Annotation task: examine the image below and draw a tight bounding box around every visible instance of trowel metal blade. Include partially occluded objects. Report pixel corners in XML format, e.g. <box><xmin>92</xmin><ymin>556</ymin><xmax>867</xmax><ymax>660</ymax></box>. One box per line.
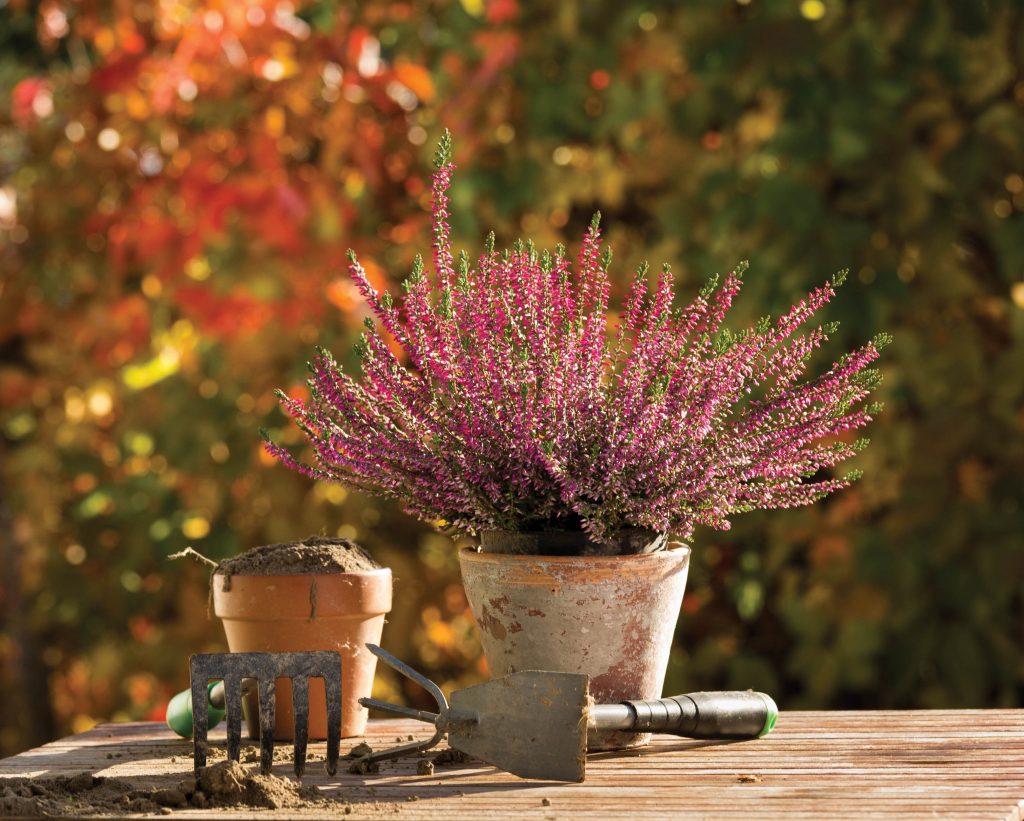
<box><xmin>447</xmin><ymin>670</ymin><xmax>589</xmax><ymax>782</ymax></box>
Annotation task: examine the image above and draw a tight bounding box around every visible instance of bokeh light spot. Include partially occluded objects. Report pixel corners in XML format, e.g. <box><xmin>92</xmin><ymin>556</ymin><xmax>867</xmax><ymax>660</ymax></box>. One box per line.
<box><xmin>182</xmin><ymin>516</ymin><xmax>210</xmax><ymax>539</ymax></box>
<box><xmin>65</xmin><ymin>121</ymin><xmax>85</xmax><ymax>142</ymax></box>
<box><xmin>262</xmin><ymin>59</ymin><xmax>285</xmax><ymax>82</ymax></box>
<box><xmin>97</xmin><ymin>128</ymin><xmax>121</xmax><ymax>151</ymax></box>
<box><xmin>320</xmin><ymin>484</ymin><xmax>348</xmax><ymax>504</ymax></box>
<box><xmin>141</xmin><ymin>275</ymin><xmax>162</xmax><ymax>298</ymax></box>
<box><xmin>1011</xmin><ymin>282</ymin><xmax>1024</xmax><ymax>309</ymax></box>
<box><xmin>65</xmin><ymin>544</ymin><xmax>87</xmax><ymax>566</ymax></box>
<box><xmin>702</xmin><ymin>131</ymin><xmax>723</xmax><ymax>150</ymax></box>
<box><xmin>71</xmin><ymin>716</ymin><xmax>97</xmax><ymax>734</ymax></box>
<box><xmin>127</xmin><ymin>432</ymin><xmax>155</xmax><ymax>456</ymax></box>
<box><xmin>0</xmin><ymin>186</ymin><xmax>15</xmax><ymax>225</ymax></box>
<box><xmin>800</xmin><ymin>0</ymin><xmax>827</xmax><ymax>20</ymax></box>
<box><xmin>87</xmin><ymin>387</ymin><xmax>114</xmax><ymax>417</ymax></box>
<box><xmin>32</xmin><ymin>89</ymin><xmax>54</xmax><ymax>119</ymax></box>
<box><xmin>185</xmin><ymin>257</ymin><xmax>211</xmax><ymax>281</ymax></box>
<box><xmin>177</xmin><ymin>79</ymin><xmax>198</xmax><ymax>101</ymax></box>
<box><xmin>138</xmin><ymin>149</ymin><xmax>164</xmax><ymax>177</ymax></box>
<box><xmin>79</xmin><ymin>491</ymin><xmax>113</xmax><ymax>518</ymax></box>
<box><xmin>120</xmin><ymin>571</ymin><xmax>142</xmax><ymax>592</ymax></box>
<box><xmin>4</xmin><ymin>413</ymin><xmax>35</xmax><ymax>439</ymax></box>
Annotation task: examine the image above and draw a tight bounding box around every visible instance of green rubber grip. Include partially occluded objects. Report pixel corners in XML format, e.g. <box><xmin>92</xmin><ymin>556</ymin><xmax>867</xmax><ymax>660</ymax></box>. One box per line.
<box><xmin>166</xmin><ymin>682</ymin><xmax>225</xmax><ymax>739</ymax></box>
<box><xmin>758</xmin><ymin>693</ymin><xmax>779</xmax><ymax>737</ymax></box>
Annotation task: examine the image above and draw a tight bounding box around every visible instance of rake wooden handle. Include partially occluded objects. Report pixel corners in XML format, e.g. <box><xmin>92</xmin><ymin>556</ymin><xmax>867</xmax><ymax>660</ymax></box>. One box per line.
<box><xmin>590</xmin><ymin>691</ymin><xmax>777</xmax><ymax>738</ymax></box>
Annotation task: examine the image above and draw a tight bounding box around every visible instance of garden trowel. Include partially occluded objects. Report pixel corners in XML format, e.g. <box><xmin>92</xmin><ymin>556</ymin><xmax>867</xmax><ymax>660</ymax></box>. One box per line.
<box><xmin>358</xmin><ymin>643</ymin><xmax>777</xmax><ymax>782</ymax></box>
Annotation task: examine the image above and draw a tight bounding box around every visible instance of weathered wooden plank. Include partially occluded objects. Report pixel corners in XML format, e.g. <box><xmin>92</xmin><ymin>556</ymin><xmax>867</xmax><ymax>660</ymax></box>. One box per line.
<box><xmin>1</xmin><ymin>712</ymin><xmax>1022</xmax><ymax>819</ymax></box>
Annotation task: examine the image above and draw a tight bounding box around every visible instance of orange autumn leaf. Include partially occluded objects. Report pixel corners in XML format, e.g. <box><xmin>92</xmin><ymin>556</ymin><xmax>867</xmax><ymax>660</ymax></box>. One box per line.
<box><xmin>359</xmin><ymin>256</ymin><xmax>389</xmax><ymax>293</ymax></box>
<box><xmin>284</xmin><ymin>384</ymin><xmax>310</xmax><ymax>407</ymax></box>
<box><xmin>393</xmin><ymin>61</ymin><xmax>435</xmax><ymax>102</ymax></box>
<box><xmin>326</xmin><ymin>279</ymin><xmax>355</xmax><ymax>311</ymax></box>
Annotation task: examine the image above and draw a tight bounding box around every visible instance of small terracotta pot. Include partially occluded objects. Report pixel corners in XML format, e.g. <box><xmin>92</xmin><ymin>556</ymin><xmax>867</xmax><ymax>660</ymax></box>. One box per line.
<box><xmin>212</xmin><ymin>567</ymin><xmax>391</xmax><ymax>740</ymax></box>
<box><xmin>459</xmin><ymin>545</ymin><xmax>690</xmax><ymax>751</ymax></box>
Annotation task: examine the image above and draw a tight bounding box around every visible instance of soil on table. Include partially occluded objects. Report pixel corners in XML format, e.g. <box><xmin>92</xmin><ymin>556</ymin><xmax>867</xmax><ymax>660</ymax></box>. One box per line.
<box><xmin>0</xmin><ymin>761</ymin><xmax>327</xmax><ymax>816</ymax></box>
<box><xmin>215</xmin><ymin>537</ymin><xmax>381</xmax><ymax>577</ymax></box>
<box><xmin>0</xmin><ymin>736</ymin><xmax>474</xmax><ymax>818</ymax></box>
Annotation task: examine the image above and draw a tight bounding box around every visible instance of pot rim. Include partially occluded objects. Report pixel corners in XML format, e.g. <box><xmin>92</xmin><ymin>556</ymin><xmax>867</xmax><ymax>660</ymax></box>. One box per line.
<box><xmin>459</xmin><ymin>545</ymin><xmax>690</xmax><ymax>564</ymax></box>
<box><xmin>213</xmin><ymin>565</ymin><xmax>392</xmax><ymax>580</ymax></box>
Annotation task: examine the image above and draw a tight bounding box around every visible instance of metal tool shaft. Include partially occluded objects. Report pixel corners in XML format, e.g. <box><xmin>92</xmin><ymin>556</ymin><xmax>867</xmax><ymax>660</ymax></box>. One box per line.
<box><xmin>588</xmin><ymin>702</ymin><xmax>636</xmax><ymax>730</ymax></box>
<box><xmin>356</xmin><ymin>644</ymin><xmax>449</xmax><ymax>765</ymax></box>
<box><xmin>359</xmin><ymin>697</ymin><xmax>439</xmax><ymax>723</ymax></box>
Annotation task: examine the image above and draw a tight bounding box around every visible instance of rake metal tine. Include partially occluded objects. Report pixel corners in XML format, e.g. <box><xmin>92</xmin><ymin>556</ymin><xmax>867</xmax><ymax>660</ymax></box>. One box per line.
<box><xmin>291</xmin><ymin>676</ymin><xmax>309</xmax><ymax>778</ymax></box>
<box><xmin>324</xmin><ymin>669</ymin><xmax>342</xmax><ymax>776</ymax></box>
<box><xmin>223</xmin><ymin>673</ymin><xmax>243</xmax><ymax>764</ymax></box>
<box><xmin>189</xmin><ymin>659</ymin><xmax>209</xmax><ymax>772</ymax></box>
<box><xmin>257</xmin><ymin>678</ymin><xmax>276</xmax><ymax>775</ymax></box>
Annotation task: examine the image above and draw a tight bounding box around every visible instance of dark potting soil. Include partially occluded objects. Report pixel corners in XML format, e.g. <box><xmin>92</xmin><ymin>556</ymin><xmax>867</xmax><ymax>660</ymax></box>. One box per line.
<box><xmin>0</xmin><ymin>761</ymin><xmax>328</xmax><ymax>816</ymax></box>
<box><xmin>215</xmin><ymin>537</ymin><xmax>381</xmax><ymax>577</ymax></box>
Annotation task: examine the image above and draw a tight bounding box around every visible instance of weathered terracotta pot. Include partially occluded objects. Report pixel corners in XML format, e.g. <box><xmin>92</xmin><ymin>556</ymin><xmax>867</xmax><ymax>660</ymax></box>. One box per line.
<box><xmin>212</xmin><ymin>567</ymin><xmax>391</xmax><ymax>740</ymax></box>
<box><xmin>459</xmin><ymin>544</ymin><xmax>690</xmax><ymax>750</ymax></box>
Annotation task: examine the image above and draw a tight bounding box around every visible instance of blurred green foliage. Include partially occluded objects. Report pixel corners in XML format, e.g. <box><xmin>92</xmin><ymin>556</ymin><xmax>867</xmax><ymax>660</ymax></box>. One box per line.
<box><xmin>1</xmin><ymin>0</ymin><xmax>1023</xmax><ymax>757</ymax></box>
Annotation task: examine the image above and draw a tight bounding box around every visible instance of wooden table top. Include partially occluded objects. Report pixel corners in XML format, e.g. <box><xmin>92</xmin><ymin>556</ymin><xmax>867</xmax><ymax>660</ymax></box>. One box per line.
<box><xmin>1</xmin><ymin>711</ymin><xmax>1023</xmax><ymax>819</ymax></box>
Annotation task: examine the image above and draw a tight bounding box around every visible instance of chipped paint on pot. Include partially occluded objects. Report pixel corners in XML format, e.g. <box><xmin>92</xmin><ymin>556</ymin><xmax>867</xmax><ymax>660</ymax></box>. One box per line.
<box><xmin>459</xmin><ymin>544</ymin><xmax>690</xmax><ymax>751</ymax></box>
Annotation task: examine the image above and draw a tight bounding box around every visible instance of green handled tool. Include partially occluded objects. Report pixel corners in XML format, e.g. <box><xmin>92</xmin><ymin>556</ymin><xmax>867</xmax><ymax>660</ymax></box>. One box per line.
<box><xmin>358</xmin><ymin>644</ymin><xmax>777</xmax><ymax>782</ymax></box>
<box><xmin>166</xmin><ymin>680</ymin><xmax>234</xmax><ymax>739</ymax></box>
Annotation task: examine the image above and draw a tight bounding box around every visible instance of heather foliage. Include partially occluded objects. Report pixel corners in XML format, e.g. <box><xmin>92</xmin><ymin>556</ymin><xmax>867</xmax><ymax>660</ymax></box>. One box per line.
<box><xmin>268</xmin><ymin>135</ymin><xmax>888</xmax><ymax>545</ymax></box>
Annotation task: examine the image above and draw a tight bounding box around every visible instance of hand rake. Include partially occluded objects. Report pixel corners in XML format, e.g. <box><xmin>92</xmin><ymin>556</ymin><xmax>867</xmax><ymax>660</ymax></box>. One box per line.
<box><xmin>358</xmin><ymin>644</ymin><xmax>777</xmax><ymax>782</ymax></box>
<box><xmin>172</xmin><ymin>651</ymin><xmax>343</xmax><ymax>777</ymax></box>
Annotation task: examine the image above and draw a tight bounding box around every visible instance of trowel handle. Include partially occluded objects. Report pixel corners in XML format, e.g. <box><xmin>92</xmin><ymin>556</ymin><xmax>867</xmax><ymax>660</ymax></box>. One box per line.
<box><xmin>592</xmin><ymin>691</ymin><xmax>777</xmax><ymax>739</ymax></box>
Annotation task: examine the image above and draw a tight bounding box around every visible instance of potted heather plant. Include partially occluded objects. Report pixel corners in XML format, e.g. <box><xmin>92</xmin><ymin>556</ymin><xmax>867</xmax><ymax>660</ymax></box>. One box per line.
<box><xmin>266</xmin><ymin>134</ymin><xmax>887</xmax><ymax>749</ymax></box>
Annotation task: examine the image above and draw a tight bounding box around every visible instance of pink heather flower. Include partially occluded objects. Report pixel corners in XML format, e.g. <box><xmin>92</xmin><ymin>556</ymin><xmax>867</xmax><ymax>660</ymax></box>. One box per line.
<box><xmin>266</xmin><ymin>133</ymin><xmax>888</xmax><ymax>543</ymax></box>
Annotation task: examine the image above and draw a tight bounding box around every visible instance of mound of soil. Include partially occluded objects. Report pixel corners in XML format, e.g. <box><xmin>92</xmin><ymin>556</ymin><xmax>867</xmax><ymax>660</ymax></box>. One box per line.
<box><xmin>194</xmin><ymin>760</ymin><xmax>324</xmax><ymax>809</ymax></box>
<box><xmin>216</xmin><ymin>537</ymin><xmax>381</xmax><ymax>577</ymax></box>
